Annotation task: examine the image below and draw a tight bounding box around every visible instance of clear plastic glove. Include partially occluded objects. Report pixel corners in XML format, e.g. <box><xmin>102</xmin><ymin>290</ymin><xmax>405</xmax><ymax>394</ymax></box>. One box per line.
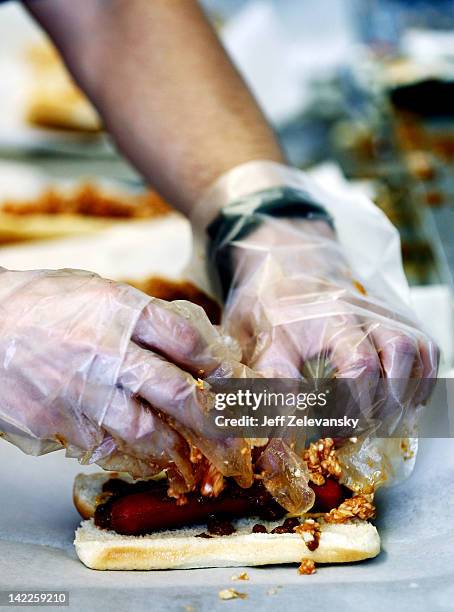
<box><xmin>222</xmin><ymin>215</ymin><xmax>438</xmax><ymax>406</ymax></box>
<box><xmin>201</xmin><ymin>161</ymin><xmax>439</xmax><ymax>497</ymax></box>
<box><xmin>0</xmin><ymin>268</ymin><xmax>253</xmax><ymax>494</ymax></box>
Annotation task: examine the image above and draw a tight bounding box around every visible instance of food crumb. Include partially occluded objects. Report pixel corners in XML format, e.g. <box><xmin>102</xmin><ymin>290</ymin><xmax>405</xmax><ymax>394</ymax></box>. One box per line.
<box><xmin>303</xmin><ymin>437</ymin><xmax>342</xmax><ymax>485</ymax></box>
<box><xmin>353</xmin><ymin>279</ymin><xmax>367</xmax><ymax>295</ymax></box>
<box><xmin>298</xmin><ymin>559</ymin><xmax>316</xmax><ymax>575</ymax></box>
<box><xmin>267</xmin><ymin>586</ymin><xmax>282</xmax><ymax>596</ymax></box>
<box><xmin>325</xmin><ymin>495</ymin><xmax>375</xmax><ymax>523</ymax></box>
<box><xmin>219</xmin><ymin>588</ymin><xmax>248</xmax><ymax>600</ymax></box>
<box><xmin>184</xmin><ymin>606</ymin><xmax>195</xmax><ymax>612</ymax></box>
<box><xmin>231</xmin><ymin>572</ymin><xmax>249</xmax><ymax>581</ymax></box>
<box><xmin>400</xmin><ymin>439</ymin><xmax>415</xmax><ymax>461</ymax></box>
<box><xmin>294</xmin><ymin>519</ymin><xmax>321</xmax><ymax>551</ymax></box>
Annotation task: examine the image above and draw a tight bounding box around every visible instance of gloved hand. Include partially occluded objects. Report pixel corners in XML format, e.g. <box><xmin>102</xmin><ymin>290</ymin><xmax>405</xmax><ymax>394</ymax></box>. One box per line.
<box><xmin>224</xmin><ymin>214</ymin><xmax>438</xmax><ymax>453</ymax></box>
<box><xmin>200</xmin><ymin>161</ymin><xmax>439</xmax><ymax>492</ymax></box>
<box><xmin>0</xmin><ymin>267</ymin><xmax>254</xmax><ymax>496</ymax></box>
<box><xmin>222</xmin><ymin>215</ymin><xmax>438</xmax><ymax>407</ymax></box>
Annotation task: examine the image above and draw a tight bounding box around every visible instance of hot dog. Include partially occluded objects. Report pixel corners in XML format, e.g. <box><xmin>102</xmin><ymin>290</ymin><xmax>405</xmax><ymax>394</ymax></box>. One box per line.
<box><xmin>95</xmin><ymin>479</ymin><xmax>285</xmax><ymax>535</ymax></box>
<box><xmin>93</xmin><ymin>477</ymin><xmax>347</xmax><ymax>536</ymax></box>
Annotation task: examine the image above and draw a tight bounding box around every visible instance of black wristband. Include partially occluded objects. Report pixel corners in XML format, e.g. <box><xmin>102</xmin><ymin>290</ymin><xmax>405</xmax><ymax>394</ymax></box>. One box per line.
<box><xmin>207</xmin><ymin>187</ymin><xmax>333</xmax><ymax>299</ymax></box>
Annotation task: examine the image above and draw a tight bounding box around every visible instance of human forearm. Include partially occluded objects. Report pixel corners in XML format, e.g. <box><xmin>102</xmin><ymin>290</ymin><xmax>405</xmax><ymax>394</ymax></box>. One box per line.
<box><xmin>26</xmin><ymin>0</ymin><xmax>285</xmax><ymax>216</ymax></box>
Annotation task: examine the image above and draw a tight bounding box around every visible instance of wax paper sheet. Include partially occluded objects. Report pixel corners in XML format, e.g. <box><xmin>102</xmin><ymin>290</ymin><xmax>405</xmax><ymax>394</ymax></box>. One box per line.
<box><xmin>0</xmin><ymin>437</ymin><xmax>453</xmax><ymax>612</ymax></box>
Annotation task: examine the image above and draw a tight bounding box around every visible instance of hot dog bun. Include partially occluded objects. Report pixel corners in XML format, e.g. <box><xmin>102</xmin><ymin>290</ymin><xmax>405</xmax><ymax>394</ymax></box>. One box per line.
<box><xmin>73</xmin><ymin>472</ymin><xmax>135</xmax><ymax>520</ymax></box>
<box><xmin>73</xmin><ymin>473</ymin><xmax>380</xmax><ymax>570</ymax></box>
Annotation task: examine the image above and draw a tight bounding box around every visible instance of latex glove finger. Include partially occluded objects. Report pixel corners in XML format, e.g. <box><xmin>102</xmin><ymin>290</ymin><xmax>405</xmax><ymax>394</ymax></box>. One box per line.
<box><xmin>133</xmin><ymin>298</ymin><xmax>241</xmax><ymax>376</ymax></box>
<box><xmin>371</xmin><ymin>325</ymin><xmax>422</xmax><ymax>431</ymax></box>
<box><xmin>297</xmin><ymin>314</ymin><xmax>381</xmax><ymax>430</ymax></box>
<box><xmin>248</xmin><ymin>324</ymin><xmax>304</xmax><ymax>378</ymax></box>
<box><xmin>413</xmin><ymin>335</ymin><xmax>440</xmax><ymax>406</ymax></box>
<box><xmin>256</xmin><ymin>439</ymin><xmax>315</xmax><ymax>514</ymax></box>
<box><xmin>81</xmin><ymin>384</ymin><xmax>196</xmax><ymax>491</ymax></box>
<box><xmin>118</xmin><ymin>342</ymin><xmax>253</xmax><ymax>486</ymax></box>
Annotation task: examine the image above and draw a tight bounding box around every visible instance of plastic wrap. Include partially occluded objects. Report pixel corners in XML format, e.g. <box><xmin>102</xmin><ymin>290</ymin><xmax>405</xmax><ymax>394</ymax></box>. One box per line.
<box><xmin>203</xmin><ymin>161</ymin><xmax>439</xmax><ymax>500</ymax></box>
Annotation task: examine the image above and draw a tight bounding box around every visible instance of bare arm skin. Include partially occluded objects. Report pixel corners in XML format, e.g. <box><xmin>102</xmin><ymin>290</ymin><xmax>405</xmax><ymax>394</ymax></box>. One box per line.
<box><xmin>25</xmin><ymin>0</ymin><xmax>285</xmax><ymax>216</ymax></box>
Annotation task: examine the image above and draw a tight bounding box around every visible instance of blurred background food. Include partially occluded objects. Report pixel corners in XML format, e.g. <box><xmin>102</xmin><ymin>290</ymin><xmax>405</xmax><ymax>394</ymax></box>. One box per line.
<box><xmin>25</xmin><ymin>42</ymin><xmax>102</xmax><ymax>133</ymax></box>
<box><xmin>0</xmin><ymin>0</ymin><xmax>453</xmax><ymax>365</ymax></box>
<box><xmin>0</xmin><ymin>178</ymin><xmax>170</xmax><ymax>245</ymax></box>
